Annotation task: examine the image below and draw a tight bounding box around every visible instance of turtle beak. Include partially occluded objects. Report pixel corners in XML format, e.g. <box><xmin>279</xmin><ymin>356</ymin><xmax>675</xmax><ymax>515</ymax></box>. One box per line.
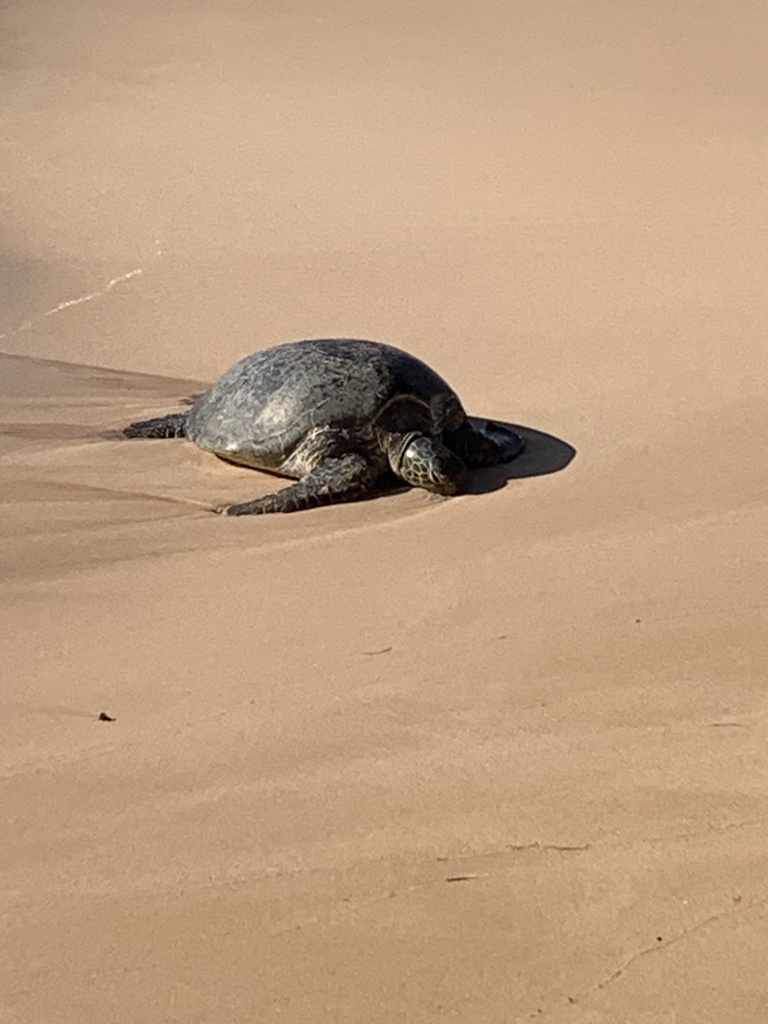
<box><xmin>429</xmin><ymin>452</ymin><xmax>467</xmax><ymax>495</ymax></box>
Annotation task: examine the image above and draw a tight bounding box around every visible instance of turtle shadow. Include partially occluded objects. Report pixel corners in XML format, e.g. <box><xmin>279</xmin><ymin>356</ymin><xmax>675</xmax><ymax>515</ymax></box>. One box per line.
<box><xmin>110</xmin><ymin>411</ymin><xmax>575</xmax><ymax>509</ymax></box>
<box><xmin>369</xmin><ymin>419</ymin><xmax>575</xmax><ymax>502</ymax></box>
<box><xmin>462</xmin><ymin>417</ymin><xmax>576</xmax><ymax>496</ymax></box>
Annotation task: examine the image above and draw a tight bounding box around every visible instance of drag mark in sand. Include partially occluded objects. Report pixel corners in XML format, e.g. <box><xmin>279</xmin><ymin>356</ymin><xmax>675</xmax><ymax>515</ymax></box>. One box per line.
<box><xmin>567</xmin><ymin>894</ymin><xmax>768</xmax><ymax>1008</ymax></box>
<box><xmin>0</xmin><ymin>238</ymin><xmax>163</xmax><ymax>342</ymax></box>
<box><xmin>42</xmin><ymin>267</ymin><xmax>144</xmax><ymax>317</ymax></box>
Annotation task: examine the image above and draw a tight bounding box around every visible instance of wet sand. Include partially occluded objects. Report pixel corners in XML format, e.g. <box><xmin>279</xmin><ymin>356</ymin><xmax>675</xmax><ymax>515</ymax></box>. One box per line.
<box><xmin>2</xmin><ymin>2</ymin><xmax>767</xmax><ymax>1021</ymax></box>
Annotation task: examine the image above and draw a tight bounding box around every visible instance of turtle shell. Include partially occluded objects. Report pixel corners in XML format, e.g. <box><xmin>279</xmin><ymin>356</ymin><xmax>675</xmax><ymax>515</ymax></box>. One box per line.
<box><xmin>185</xmin><ymin>338</ymin><xmax>466</xmax><ymax>472</ymax></box>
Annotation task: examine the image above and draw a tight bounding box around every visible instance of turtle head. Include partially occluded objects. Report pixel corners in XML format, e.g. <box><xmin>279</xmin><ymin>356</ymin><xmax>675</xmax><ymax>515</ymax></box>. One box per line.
<box><xmin>392</xmin><ymin>433</ymin><xmax>468</xmax><ymax>496</ymax></box>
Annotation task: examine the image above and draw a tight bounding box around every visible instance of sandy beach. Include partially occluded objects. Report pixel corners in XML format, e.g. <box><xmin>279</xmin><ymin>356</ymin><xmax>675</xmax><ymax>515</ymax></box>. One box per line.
<box><xmin>2</xmin><ymin>2</ymin><xmax>767</xmax><ymax>1020</ymax></box>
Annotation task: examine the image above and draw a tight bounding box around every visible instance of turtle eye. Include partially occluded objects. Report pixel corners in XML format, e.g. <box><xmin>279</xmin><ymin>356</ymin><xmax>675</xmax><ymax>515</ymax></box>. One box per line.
<box><xmin>429</xmin><ymin>461</ymin><xmax>447</xmax><ymax>484</ymax></box>
<box><xmin>435</xmin><ymin>455</ymin><xmax>454</xmax><ymax>481</ymax></box>
<box><xmin>431</xmin><ymin>452</ymin><xmax>466</xmax><ymax>494</ymax></box>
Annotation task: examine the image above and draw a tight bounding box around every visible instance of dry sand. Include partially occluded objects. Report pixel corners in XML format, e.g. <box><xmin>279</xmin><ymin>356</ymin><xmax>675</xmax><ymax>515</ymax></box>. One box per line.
<box><xmin>2</xmin><ymin>2</ymin><xmax>767</xmax><ymax>1021</ymax></box>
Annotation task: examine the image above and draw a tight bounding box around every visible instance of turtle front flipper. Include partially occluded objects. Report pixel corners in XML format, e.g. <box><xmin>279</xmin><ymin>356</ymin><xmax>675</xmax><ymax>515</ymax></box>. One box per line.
<box><xmin>223</xmin><ymin>454</ymin><xmax>378</xmax><ymax>516</ymax></box>
<box><xmin>443</xmin><ymin>420</ymin><xmax>525</xmax><ymax>468</ymax></box>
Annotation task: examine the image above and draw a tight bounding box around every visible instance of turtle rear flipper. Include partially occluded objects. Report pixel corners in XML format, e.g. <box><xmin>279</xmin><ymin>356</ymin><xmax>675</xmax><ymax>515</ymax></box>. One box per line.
<box><xmin>123</xmin><ymin>413</ymin><xmax>188</xmax><ymax>439</ymax></box>
<box><xmin>223</xmin><ymin>454</ymin><xmax>378</xmax><ymax>516</ymax></box>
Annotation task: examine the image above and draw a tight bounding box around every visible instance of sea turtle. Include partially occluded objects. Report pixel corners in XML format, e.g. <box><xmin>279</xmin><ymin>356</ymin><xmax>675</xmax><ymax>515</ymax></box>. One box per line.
<box><xmin>123</xmin><ymin>338</ymin><xmax>525</xmax><ymax>515</ymax></box>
